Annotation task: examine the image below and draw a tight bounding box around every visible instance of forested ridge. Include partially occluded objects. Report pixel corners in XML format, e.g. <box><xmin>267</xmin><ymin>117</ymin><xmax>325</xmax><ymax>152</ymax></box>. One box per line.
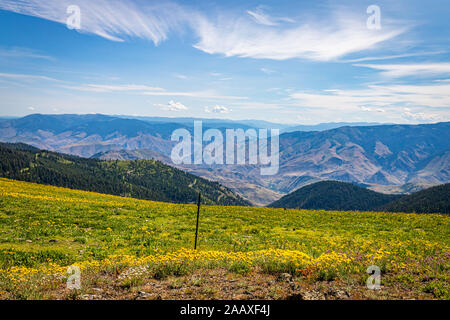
<box><xmin>268</xmin><ymin>181</ymin><xmax>400</xmax><ymax>211</ymax></box>
<box><xmin>0</xmin><ymin>143</ymin><xmax>250</xmax><ymax>206</ymax></box>
<box><xmin>269</xmin><ymin>180</ymin><xmax>449</xmax><ymax>214</ymax></box>
<box><xmin>381</xmin><ymin>183</ymin><xmax>450</xmax><ymax>214</ymax></box>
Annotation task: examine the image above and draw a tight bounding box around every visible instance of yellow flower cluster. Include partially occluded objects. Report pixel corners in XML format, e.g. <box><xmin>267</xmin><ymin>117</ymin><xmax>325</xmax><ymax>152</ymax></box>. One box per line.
<box><xmin>0</xmin><ymin>191</ymin><xmax>131</xmax><ymax>208</ymax></box>
<box><xmin>2</xmin><ymin>263</ymin><xmax>67</xmax><ymax>284</ymax></box>
<box><xmin>100</xmin><ymin>248</ymin><xmax>315</xmax><ymax>270</ymax></box>
<box><xmin>0</xmin><ymin>248</ymin><xmax>358</xmax><ymax>286</ymax></box>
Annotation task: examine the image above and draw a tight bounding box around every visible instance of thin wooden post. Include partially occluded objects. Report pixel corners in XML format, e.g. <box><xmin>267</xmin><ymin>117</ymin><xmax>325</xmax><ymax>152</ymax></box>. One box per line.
<box><xmin>194</xmin><ymin>193</ymin><xmax>201</xmax><ymax>250</ymax></box>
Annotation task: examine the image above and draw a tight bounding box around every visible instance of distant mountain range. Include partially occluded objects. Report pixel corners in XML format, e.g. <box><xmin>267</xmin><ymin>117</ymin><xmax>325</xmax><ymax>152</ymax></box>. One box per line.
<box><xmin>0</xmin><ymin>114</ymin><xmax>182</xmax><ymax>158</ymax></box>
<box><xmin>176</xmin><ymin>121</ymin><xmax>449</xmax><ymax>205</ymax></box>
<box><xmin>269</xmin><ymin>180</ymin><xmax>449</xmax><ymax>214</ymax></box>
<box><xmin>276</xmin><ymin>122</ymin><xmax>449</xmax><ymax>188</ymax></box>
<box><xmin>116</xmin><ymin>116</ymin><xmax>385</xmax><ymax>133</ymax></box>
<box><xmin>281</xmin><ymin>122</ymin><xmax>388</xmax><ymax>133</ymax></box>
<box><xmin>0</xmin><ymin>143</ymin><xmax>250</xmax><ymax>206</ymax></box>
<box><xmin>0</xmin><ymin>114</ymin><xmax>448</xmax><ymax>205</ymax></box>
<box><xmin>116</xmin><ymin>115</ymin><xmax>292</xmax><ymax>131</ymax></box>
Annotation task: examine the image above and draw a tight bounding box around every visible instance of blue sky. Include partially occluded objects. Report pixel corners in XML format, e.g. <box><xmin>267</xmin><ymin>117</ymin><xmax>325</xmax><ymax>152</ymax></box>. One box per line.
<box><xmin>0</xmin><ymin>0</ymin><xmax>449</xmax><ymax>124</ymax></box>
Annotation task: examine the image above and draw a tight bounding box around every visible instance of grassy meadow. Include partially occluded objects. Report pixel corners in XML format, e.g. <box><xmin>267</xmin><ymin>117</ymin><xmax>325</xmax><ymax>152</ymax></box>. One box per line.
<box><xmin>0</xmin><ymin>178</ymin><xmax>448</xmax><ymax>300</ymax></box>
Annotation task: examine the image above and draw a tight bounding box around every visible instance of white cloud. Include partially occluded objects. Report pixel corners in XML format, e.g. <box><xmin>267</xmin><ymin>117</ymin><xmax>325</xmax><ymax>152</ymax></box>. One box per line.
<box><xmin>0</xmin><ymin>47</ymin><xmax>54</xmax><ymax>60</ymax></box>
<box><xmin>341</xmin><ymin>51</ymin><xmax>444</xmax><ymax>63</ymax></box>
<box><xmin>209</xmin><ymin>73</ymin><xmax>231</xmax><ymax>81</ymax></box>
<box><xmin>58</xmin><ymin>81</ymin><xmax>248</xmax><ymax>100</ymax></box>
<box><xmin>58</xmin><ymin>83</ymin><xmax>163</xmax><ymax>92</ymax></box>
<box><xmin>205</xmin><ymin>105</ymin><xmax>231</xmax><ymax>114</ymax></box>
<box><xmin>0</xmin><ymin>72</ymin><xmax>59</xmax><ymax>82</ymax></box>
<box><xmin>402</xmin><ymin>109</ymin><xmax>440</xmax><ymax>122</ymax></box>
<box><xmin>28</xmin><ymin>106</ymin><xmax>36</xmax><ymax>111</ymax></box>
<box><xmin>155</xmin><ymin>100</ymin><xmax>188</xmax><ymax>111</ymax></box>
<box><xmin>143</xmin><ymin>90</ymin><xmax>247</xmax><ymax>100</ymax></box>
<box><xmin>355</xmin><ymin>63</ymin><xmax>450</xmax><ymax>78</ymax></box>
<box><xmin>260</xmin><ymin>68</ymin><xmax>276</xmax><ymax>74</ymax></box>
<box><xmin>193</xmin><ymin>10</ymin><xmax>408</xmax><ymax>61</ymax></box>
<box><xmin>247</xmin><ymin>6</ymin><xmax>294</xmax><ymax>26</ymax></box>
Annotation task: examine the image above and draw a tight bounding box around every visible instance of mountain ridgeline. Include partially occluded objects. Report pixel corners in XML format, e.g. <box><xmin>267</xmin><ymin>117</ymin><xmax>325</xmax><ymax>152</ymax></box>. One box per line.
<box><xmin>268</xmin><ymin>181</ymin><xmax>401</xmax><ymax>211</ymax></box>
<box><xmin>381</xmin><ymin>183</ymin><xmax>450</xmax><ymax>214</ymax></box>
<box><xmin>0</xmin><ymin>143</ymin><xmax>250</xmax><ymax>206</ymax></box>
<box><xmin>269</xmin><ymin>181</ymin><xmax>449</xmax><ymax>214</ymax></box>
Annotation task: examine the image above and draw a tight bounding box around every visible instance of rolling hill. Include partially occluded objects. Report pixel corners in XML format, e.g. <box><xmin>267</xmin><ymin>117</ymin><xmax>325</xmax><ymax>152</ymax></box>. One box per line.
<box><xmin>0</xmin><ymin>143</ymin><xmax>250</xmax><ymax>206</ymax></box>
<box><xmin>382</xmin><ymin>183</ymin><xmax>450</xmax><ymax>214</ymax></box>
<box><xmin>268</xmin><ymin>181</ymin><xmax>401</xmax><ymax>211</ymax></box>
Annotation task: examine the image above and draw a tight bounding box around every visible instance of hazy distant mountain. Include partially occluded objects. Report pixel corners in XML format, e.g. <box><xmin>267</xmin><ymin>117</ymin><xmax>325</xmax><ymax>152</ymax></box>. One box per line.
<box><xmin>268</xmin><ymin>181</ymin><xmax>401</xmax><ymax>211</ymax></box>
<box><xmin>0</xmin><ymin>114</ymin><xmax>381</xmax><ymax>160</ymax></box>
<box><xmin>116</xmin><ymin>115</ymin><xmax>292</xmax><ymax>130</ymax></box>
<box><xmin>0</xmin><ymin>114</ymin><xmax>181</xmax><ymax>157</ymax></box>
<box><xmin>281</xmin><ymin>122</ymin><xmax>388</xmax><ymax>133</ymax></box>
<box><xmin>0</xmin><ymin>114</ymin><xmax>448</xmax><ymax>206</ymax></box>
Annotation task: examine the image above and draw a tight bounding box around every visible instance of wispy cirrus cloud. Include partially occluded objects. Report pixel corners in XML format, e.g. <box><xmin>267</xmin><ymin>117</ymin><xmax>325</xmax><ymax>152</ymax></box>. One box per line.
<box><xmin>143</xmin><ymin>90</ymin><xmax>247</xmax><ymax>100</ymax></box>
<box><xmin>341</xmin><ymin>51</ymin><xmax>444</xmax><ymax>63</ymax></box>
<box><xmin>58</xmin><ymin>83</ymin><xmax>164</xmax><ymax>93</ymax></box>
<box><xmin>247</xmin><ymin>5</ymin><xmax>294</xmax><ymax>26</ymax></box>
<box><xmin>0</xmin><ymin>47</ymin><xmax>54</xmax><ymax>60</ymax></box>
<box><xmin>58</xmin><ymin>81</ymin><xmax>248</xmax><ymax>100</ymax></box>
<box><xmin>0</xmin><ymin>0</ymin><xmax>410</xmax><ymax>62</ymax></box>
<box><xmin>355</xmin><ymin>63</ymin><xmax>450</xmax><ymax>78</ymax></box>
<box><xmin>0</xmin><ymin>0</ymin><xmax>189</xmax><ymax>43</ymax></box>
<box><xmin>193</xmin><ymin>9</ymin><xmax>408</xmax><ymax>61</ymax></box>
<box><xmin>0</xmin><ymin>72</ymin><xmax>59</xmax><ymax>82</ymax></box>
